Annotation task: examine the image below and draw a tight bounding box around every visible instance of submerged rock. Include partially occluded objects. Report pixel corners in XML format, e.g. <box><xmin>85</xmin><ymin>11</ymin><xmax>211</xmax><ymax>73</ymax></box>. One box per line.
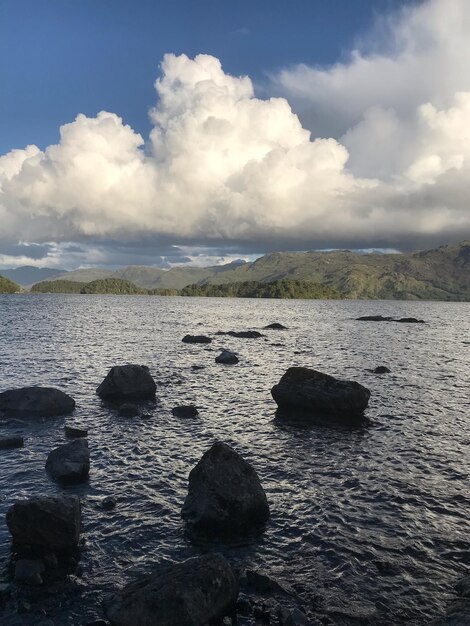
<box><xmin>14</xmin><ymin>559</ymin><xmax>45</xmax><ymax>585</ymax></box>
<box><xmin>216</xmin><ymin>350</ymin><xmax>239</xmax><ymax>365</ymax></box>
<box><xmin>182</xmin><ymin>334</ymin><xmax>212</xmax><ymax>344</ymax></box>
<box><xmin>46</xmin><ymin>439</ymin><xmax>90</xmax><ymax>484</ymax></box>
<box><xmin>104</xmin><ymin>553</ymin><xmax>238</xmax><ymax>626</ymax></box>
<box><xmin>182</xmin><ymin>441</ymin><xmax>270</xmax><ymax>536</ymax></box>
<box><xmin>396</xmin><ymin>317</ymin><xmax>425</xmax><ymax>323</ymax></box>
<box><xmin>97</xmin><ymin>364</ymin><xmax>156</xmax><ymax>401</ymax></box>
<box><xmin>118</xmin><ymin>403</ymin><xmax>139</xmax><ymax>417</ymax></box>
<box><xmin>6</xmin><ymin>495</ymin><xmax>81</xmax><ymax>551</ymax></box>
<box><xmin>172</xmin><ymin>405</ymin><xmax>199</xmax><ymax>418</ymax></box>
<box><xmin>101</xmin><ymin>496</ymin><xmax>117</xmax><ymax>511</ymax></box>
<box><xmin>0</xmin><ymin>387</ymin><xmax>75</xmax><ymax>418</ymax></box>
<box><xmin>226</xmin><ymin>330</ymin><xmax>264</xmax><ymax>338</ymax></box>
<box><xmin>264</xmin><ymin>323</ymin><xmax>288</xmax><ymax>330</ymax></box>
<box><xmin>65</xmin><ymin>425</ymin><xmax>88</xmax><ymax>438</ymax></box>
<box><xmin>0</xmin><ymin>436</ymin><xmax>24</xmax><ymax>449</ymax></box>
<box><xmin>356</xmin><ymin>315</ymin><xmax>393</xmax><ymax>322</ymax></box>
<box><xmin>373</xmin><ymin>366</ymin><xmax>391</xmax><ymax>374</ymax></box>
<box><xmin>271</xmin><ymin>367</ymin><xmax>370</xmax><ymax>420</ymax></box>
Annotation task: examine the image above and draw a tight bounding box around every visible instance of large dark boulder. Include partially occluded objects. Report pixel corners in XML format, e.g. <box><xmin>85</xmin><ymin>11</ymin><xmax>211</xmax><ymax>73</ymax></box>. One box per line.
<box><xmin>271</xmin><ymin>367</ymin><xmax>370</xmax><ymax>419</ymax></box>
<box><xmin>97</xmin><ymin>364</ymin><xmax>156</xmax><ymax>401</ymax></box>
<box><xmin>104</xmin><ymin>553</ymin><xmax>238</xmax><ymax>626</ymax></box>
<box><xmin>6</xmin><ymin>496</ymin><xmax>81</xmax><ymax>551</ymax></box>
<box><xmin>0</xmin><ymin>387</ymin><xmax>75</xmax><ymax>418</ymax></box>
<box><xmin>181</xmin><ymin>441</ymin><xmax>270</xmax><ymax>536</ymax></box>
<box><xmin>46</xmin><ymin>439</ymin><xmax>90</xmax><ymax>484</ymax></box>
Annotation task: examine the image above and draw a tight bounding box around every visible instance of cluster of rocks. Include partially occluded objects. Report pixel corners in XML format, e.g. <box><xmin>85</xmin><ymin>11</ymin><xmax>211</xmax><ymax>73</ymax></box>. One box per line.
<box><xmin>356</xmin><ymin>315</ymin><xmax>425</xmax><ymax>323</ymax></box>
<box><xmin>1</xmin><ymin>316</ymin><xmax>438</xmax><ymax>624</ymax></box>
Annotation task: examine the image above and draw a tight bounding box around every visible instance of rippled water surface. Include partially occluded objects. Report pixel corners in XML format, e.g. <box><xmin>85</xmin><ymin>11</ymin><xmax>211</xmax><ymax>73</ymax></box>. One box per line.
<box><xmin>0</xmin><ymin>294</ymin><xmax>469</xmax><ymax>625</ymax></box>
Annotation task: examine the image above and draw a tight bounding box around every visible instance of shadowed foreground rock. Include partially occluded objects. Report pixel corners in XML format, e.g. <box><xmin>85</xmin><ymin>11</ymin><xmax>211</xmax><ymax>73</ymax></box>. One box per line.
<box><xmin>46</xmin><ymin>439</ymin><xmax>90</xmax><ymax>484</ymax></box>
<box><xmin>272</xmin><ymin>367</ymin><xmax>370</xmax><ymax>420</ymax></box>
<box><xmin>0</xmin><ymin>387</ymin><xmax>75</xmax><ymax>418</ymax></box>
<box><xmin>6</xmin><ymin>495</ymin><xmax>81</xmax><ymax>551</ymax></box>
<box><xmin>181</xmin><ymin>441</ymin><xmax>269</xmax><ymax>536</ymax></box>
<box><xmin>104</xmin><ymin>553</ymin><xmax>238</xmax><ymax>626</ymax></box>
<box><xmin>0</xmin><ymin>436</ymin><xmax>24</xmax><ymax>449</ymax></box>
<box><xmin>97</xmin><ymin>364</ymin><xmax>156</xmax><ymax>400</ymax></box>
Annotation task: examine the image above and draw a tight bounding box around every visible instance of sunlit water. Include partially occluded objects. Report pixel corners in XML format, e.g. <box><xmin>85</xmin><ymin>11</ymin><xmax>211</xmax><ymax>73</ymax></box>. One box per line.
<box><xmin>0</xmin><ymin>294</ymin><xmax>469</xmax><ymax>625</ymax></box>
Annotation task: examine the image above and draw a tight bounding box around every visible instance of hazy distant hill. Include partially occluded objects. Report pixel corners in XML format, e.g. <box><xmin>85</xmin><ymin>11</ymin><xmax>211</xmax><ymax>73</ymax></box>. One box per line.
<box><xmin>27</xmin><ymin>241</ymin><xmax>470</xmax><ymax>300</ymax></box>
<box><xmin>0</xmin><ymin>266</ymin><xmax>65</xmax><ymax>286</ymax></box>
<box><xmin>110</xmin><ymin>260</ymin><xmax>247</xmax><ymax>289</ymax></box>
<box><xmin>51</xmin><ymin>268</ymin><xmax>115</xmax><ymax>283</ymax></box>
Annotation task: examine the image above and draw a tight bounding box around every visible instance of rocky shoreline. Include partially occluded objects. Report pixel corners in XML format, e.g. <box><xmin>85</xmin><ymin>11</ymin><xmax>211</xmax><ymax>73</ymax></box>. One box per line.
<box><xmin>0</xmin><ymin>318</ymin><xmax>468</xmax><ymax>625</ymax></box>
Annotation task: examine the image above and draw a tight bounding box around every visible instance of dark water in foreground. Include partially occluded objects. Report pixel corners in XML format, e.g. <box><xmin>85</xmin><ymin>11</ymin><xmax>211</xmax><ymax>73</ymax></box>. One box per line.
<box><xmin>0</xmin><ymin>295</ymin><xmax>469</xmax><ymax>625</ymax></box>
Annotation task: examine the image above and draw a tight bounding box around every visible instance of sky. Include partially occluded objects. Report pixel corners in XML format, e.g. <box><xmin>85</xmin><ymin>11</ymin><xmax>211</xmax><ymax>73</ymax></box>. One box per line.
<box><xmin>1</xmin><ymin>0</ymin><xmax>469</xmax><ymax>269</ymax></box>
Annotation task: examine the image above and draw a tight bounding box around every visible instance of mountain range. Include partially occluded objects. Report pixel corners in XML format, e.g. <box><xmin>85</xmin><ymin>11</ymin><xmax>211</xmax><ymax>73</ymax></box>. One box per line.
<box><xmin>1</xmin><ymin>241</ymin><xmax>469</xmax><ymax>300</ymax></box>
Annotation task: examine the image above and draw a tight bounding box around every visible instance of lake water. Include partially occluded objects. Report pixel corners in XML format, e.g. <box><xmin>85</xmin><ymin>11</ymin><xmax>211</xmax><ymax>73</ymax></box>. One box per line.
<box><xmin>0</xmin><ymin>294</ymin><xmax>469</xmax><ymax>625</ymax></box>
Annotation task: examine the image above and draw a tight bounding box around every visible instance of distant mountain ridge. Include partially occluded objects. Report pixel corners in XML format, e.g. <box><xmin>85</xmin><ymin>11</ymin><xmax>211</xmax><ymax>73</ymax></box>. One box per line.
<box><xmin>3</xmin><ymin>240</ymin><xmax>470</xmax><ymax>300</ymax></box>
<box><xmin>0</xmin><ymin>266</ymin><xmax>65</xmax><ymax>286</ymax></box>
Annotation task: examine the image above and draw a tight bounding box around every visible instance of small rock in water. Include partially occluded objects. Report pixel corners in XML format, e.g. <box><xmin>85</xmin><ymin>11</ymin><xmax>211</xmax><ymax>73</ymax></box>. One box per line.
<box><xmin>272</xmin><ymin>367</ymin><xmax>370</xmax><ymax>421</ymax></box>
<box><xmin>396</xmin><ymin>317</ymin><xmax>425</xmax><ymax>323</ymax></box>
<box><xmin>101</xmin><ymin>496</ymin><xmax>117</xmax><ymax>511</ymax></box>
<box><xmin>228</xmin><ymin>330</ymin><xmax>264</xmax><ymax>338</ymax></box>
<box><xmin>182</xmin><ymin>441</ymin><xmax>270</xmax><ymax>536</ymax></box>
<box><xmin>46</xmin><ymin>439</ymin><xmax>90</xmax><ymax>484</ymax></box>
<box><xmin>191</xmin><ymin>365</ymin><xmax>205</xmax><ymax>370</ymax></box>
<box><xmin>373</xmin><ymin>366</ymin><xmax>391</xmax><ymax>374</ymax></box>
<box><xmin>356</xmin><ymin>315</ymin><xmax>393</xmax><ymax>322</ymax></box>
<box><xmin>104</xmin><ymin>553</ymin><xmax>238</xmax><ymax>626</ymax></box>
<box><xmin>118</xmin><ymin>403</ymin><xmax>139</xmax><ymax>417</ymax></box>
<box><xmin>6</xmin><ymin>495</ymin><xmax>81</xmax><ymax>551</ymax></box>
<box><xmin>172</xmin><ymin>405</ymin><xmax>199</xmax><ymax>418</ymax></box>
<box><xmin>264</xmin><ymin>323</ymin><xmax>288</xmax><ymax>330</ymax></box>
<box><xmin>0</xmin><ymin>386</ymin><xmax>75</xmax><ymax>418</ymax></box>
<box><xmin>65</xmin><ymin>425</ymin><xmax>88</xmax><ymax>438</ymax></box>
<box><xmin>97</xmin><ymin>364</ymin><xmax>156</xmax><ymax>401</ymax></box>
<box><xmin>0</xmin><ymin>436</ymin><xmax>24</xmax><ymax>449</ymax></box>
<box><xmin>216</xmin><ymin>350</ymin><xmax>239</xmax><ymax>365</ymax></box>
<box><xmin>14</xmin><ymin>559</ymin><xmax>45</xmax><ymax>585</ymax></box>
<box><xmin>182</xmin><ymin>334</ymin><xmax>212</xmax><ymax>344</ymax></box>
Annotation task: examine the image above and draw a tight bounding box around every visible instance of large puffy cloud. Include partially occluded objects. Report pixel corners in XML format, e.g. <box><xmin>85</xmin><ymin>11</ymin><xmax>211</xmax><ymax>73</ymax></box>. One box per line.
<box><xmin>1</xmin><ymin>1</ymin><xmax>470</xmax><ymax>266</ymax></box>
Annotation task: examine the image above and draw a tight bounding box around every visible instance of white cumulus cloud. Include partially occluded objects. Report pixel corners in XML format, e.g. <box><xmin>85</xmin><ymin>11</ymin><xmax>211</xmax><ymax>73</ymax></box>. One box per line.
<box><xmin>1</xmin><ymin>0</ymin><xmax>470</xmax><ymax>263</ymax></box>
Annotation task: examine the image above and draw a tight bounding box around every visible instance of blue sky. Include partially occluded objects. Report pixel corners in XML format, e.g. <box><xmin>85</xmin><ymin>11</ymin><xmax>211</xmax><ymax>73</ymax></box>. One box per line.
<box><xmin>1</xmin><ymin>0</ymin><xmax>413</xmax><ymax>154</ymax></box>
<box><xmin>1</xmin><ymin>0</ymin><xmax>469</xmax><ymax>269</ymax></box>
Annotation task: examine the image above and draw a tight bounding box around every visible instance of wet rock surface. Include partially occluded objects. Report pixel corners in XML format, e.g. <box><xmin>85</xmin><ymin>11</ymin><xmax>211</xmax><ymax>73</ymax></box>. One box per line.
<box><xmin>97</xmin><ymin>364</ymin><xmax>156</xmax><ymax>401</ymax></box>
<box><xmin>104</xmin><ymin>553</ymin><xmax>238</xmax><ymax>626</ymax></box>
<box><xmin>6</xmin><ymin>495</ymin><xmax>81</xmax><ymax>551</ymax></box>
<box><xmin>271</xmin><ymin>367</ymin><xmax>370</xmax><ymax>420</ymax></box>
<box><xmin>0</xmin><ymin>387</ymin><xmax>75</xmax><ymax>418</ymax></box>
<box><xmin>181</xmin><ymin>441</ymin><xmax>270</xmax><ymax>536</ymax></box>
<box><xmin>45</xmin><ymin>439</ymin><xmax>90</xmax><ymax>484</ymax></box>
